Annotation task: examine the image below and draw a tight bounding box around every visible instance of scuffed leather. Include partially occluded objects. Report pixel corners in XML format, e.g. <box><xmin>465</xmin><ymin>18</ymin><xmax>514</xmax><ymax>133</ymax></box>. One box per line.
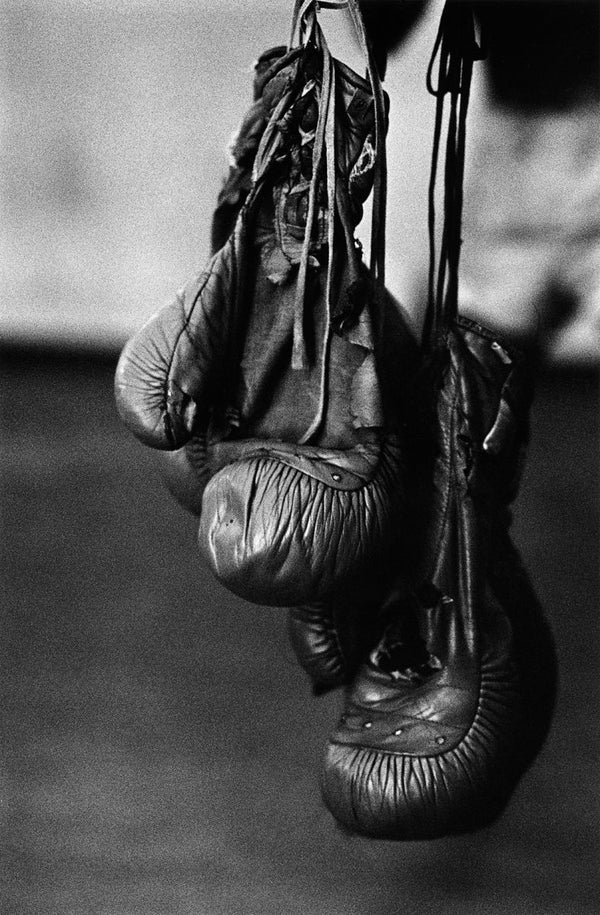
<box><xmin>114</xmin><ymin>37</ymin><xmax>402</xmax><ymax>608</ymax></box>
<box><xmin>114</xmin><ymin>43</ymin><xmax>386</xmax><ymax>454</ymax></box>
<box><xmin>320</xmin><ymin>317</ymin><xmax>554</xmax><ymax>839</ymax></box>
<box><xmin>114</xmin><ymin>1</ymin><xmax>557</xmax><ymax>837</ymax></box>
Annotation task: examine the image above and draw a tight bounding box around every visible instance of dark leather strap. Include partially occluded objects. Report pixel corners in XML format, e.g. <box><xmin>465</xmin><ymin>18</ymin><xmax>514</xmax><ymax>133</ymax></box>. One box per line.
<box><xmin>424</xmin><ymin>1</ymin><xmax>485</xmax><ymax>351</ymax></box>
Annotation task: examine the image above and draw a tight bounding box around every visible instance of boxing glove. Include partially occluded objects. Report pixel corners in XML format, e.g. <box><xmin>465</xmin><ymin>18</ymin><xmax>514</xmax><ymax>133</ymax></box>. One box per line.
<box><xmin>115</xmin><ymin>3</ymin><xmax>407</xmax><ymax>608</ymax></box>
<box><xmin>321</xmin><ymin>318</ymin><xmax>556</xmax><ymax>839</ymax></box>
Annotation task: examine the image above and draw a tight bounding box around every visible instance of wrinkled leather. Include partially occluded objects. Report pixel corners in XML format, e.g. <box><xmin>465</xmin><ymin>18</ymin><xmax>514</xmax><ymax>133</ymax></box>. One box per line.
<box><xmin>321</xmin><ymin>317</ymin><xmax>556</xmax><ymax>839</ymax></box>
<box><xmin>114</xmin><ymin>2</ymin><xmax>557</xmax><ymax>839</ymax></box>
<box><xmin>114</xmin><ymin>44</ymin><xmax>386</xmax><ymax>451</ymax></box>
<box><xmin>283</xmin><ymin>298</ymin><xmax>419</xmax><ymax>688</ymax></box>
<box><xmin>114</xmin><ymin>235</ymin><xmax>238</xmax><ymax>451</ymax></box>
<box><xmin>198</xmin><ymin>438</ymin><xmax>404</xmax><ymax>606</ymax></box>
<box><xmin>288</xmin><ymin>580</ymin><xmax>400</xmax><ymax>694</ymax></box>
<box><xmin>211</xmin><ymin>46</ymin><xmax>290</xmax><ymax>254</ymax></box>
<box><xmin>114</xmin><ymin>36</ymin><xmax>403</xmax><ymax>608</ymax></box>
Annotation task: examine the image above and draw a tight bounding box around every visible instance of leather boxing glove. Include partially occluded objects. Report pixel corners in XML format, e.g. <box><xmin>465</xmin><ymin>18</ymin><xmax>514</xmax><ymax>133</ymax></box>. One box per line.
<box><xmin>321</xmin><ymin>318</ymin><xmax>556</xmax><ymax>839</ymax></box>
<box><xmin>197</xmin><ymin>437</ymin><xmax>404</xmax><ymax>606</ymax></box>
<box><xmin>115</xmin><ymin>4</ymin><xmax>408</xmax><ymax>609</ymax></box>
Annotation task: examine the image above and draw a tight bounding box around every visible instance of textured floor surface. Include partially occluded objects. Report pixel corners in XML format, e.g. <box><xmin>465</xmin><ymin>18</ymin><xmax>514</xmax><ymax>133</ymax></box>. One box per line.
<box><xmin>1</xmin><ymin>352</ymin><xmax>598</xmax><ymax>915</ymax></box>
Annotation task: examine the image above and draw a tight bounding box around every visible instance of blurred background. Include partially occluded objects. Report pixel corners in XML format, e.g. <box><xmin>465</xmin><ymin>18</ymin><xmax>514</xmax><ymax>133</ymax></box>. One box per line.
<box><xmin>2</xmin><ymin>1</ymin><xmax>599</xmax><ymax>913</ymax></box>
<box><xmin>0</xmin><ymin>0</ymin><xmax>445</xmax><ymax>350</ymax></box>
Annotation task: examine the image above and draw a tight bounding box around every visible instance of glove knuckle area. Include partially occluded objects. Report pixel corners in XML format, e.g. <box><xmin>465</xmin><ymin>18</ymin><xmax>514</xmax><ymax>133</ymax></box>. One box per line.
<box><xmin>320</xmin><ymin>321</ymin><xmax>546</xmax><ymax>841</ymax></box>
<box><xmin>114</xmin><ymin>246</ymin><xmax>234</xmax><ymax>450</ymax></box>
<box><xmin>115</xmin><ymin>307</ymin><xmax>198</xmax><ymax>450</ymax></box>
<box><xmin>321</xmin><ymin>610</ymin><xmax>524</xmax><ymax>840</ymax></box>
<box><xmin>288</xmin><ymin>603</ymin><xmax>348</xmax><ymax>688</ymax></box>
<box><xmin>114</xmin><ymin>322</ymin><xmax>172</xmax><ymax>448</ymax></box>
<box><xmin>197</xmin><ymin>444</ymin><xmax>405</xmax><ymax>607</ymax></box>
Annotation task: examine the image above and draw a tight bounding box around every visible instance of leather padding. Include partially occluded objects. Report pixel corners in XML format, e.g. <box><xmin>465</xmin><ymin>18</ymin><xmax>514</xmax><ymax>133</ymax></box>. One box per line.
<box><xmin>197</xmin><ymin>440</ymin><xmax>404</xmax><ymax>606</ymax></box>
<box><xmin>321</xmin><ymin>587</ymin><xmax>522</xmax><ymax>838</ymax></box>
<box><xmin>114</xmin><ymin>236</ymin><xmax>238</xmax><ymax>451</ymax></box>
<box><xmin>114</xmin><ymin>28</ymin><xmax>405</xmax><ymax>611</ymax></box>
<box><xmin>287</xmin><ymin>577</ymin><xmax>393</xmax><ymax>694</ymax></box>
<box><xmin>320</xmin><ymin>318</ymin><xmax>553</xmax><ymax>839</ymax></box>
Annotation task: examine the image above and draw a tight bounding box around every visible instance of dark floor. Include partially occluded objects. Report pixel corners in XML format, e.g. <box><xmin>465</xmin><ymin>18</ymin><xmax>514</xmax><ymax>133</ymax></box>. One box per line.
<box><xmin>1</xmin><ymin>351</ymin><xmax>598</xmax><ymax>915</ymax></box>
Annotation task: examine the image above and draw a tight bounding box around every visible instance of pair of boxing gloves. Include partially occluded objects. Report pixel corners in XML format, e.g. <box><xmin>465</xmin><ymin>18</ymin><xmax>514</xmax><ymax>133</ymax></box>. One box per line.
<box><xmin>115</xmin><ymin>32</ymin><xmax>556</xmax><ymax>839</ymax></box>
<box><xmin>115</xmin><ymin>284</ymin><xmax>556</xmax><ymax>841</ymax></box>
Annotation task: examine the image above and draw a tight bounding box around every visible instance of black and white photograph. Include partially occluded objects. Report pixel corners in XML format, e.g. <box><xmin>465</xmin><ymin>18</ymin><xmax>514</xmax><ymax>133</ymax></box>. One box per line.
<box><xmin>2</xmin><ymin>1</ymin><xmax>599</xmax><ymax>912</ymax></box>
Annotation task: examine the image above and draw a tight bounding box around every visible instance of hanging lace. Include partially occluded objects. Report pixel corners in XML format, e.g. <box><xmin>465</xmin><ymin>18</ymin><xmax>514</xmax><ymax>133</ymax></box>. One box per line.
<box><xmin>242</xmin><ymin>0</ymin><xmax>387</xmax><ymax>442</ymax></box>
<box><xmin>288</xmin><ymin>0</ymin><xmax>387</xmax><ymax>367</ymax></box>
<box><xmin>424</xmin><ymin>1</ymin><xmax>485</xmax><ymax>352</ymax></box>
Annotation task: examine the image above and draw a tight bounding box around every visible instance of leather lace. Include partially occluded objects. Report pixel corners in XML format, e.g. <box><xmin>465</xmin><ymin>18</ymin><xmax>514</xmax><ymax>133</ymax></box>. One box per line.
<box><xmin>424</xmin><ymin>1</ymin><xmax>485</xmax><ymax>352</ymax></box>
<box><xmin>252</xmin><ymin>0</ymin><xmax>387</xmax><ymax>442</ymax></box>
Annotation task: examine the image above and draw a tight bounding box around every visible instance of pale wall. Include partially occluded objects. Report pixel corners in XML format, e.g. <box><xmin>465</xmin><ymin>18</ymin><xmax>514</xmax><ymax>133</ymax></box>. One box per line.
<box><xmin>0</xmin><ymin>0</ymin><xmax>448</xmax><ymax>349</ymax></box>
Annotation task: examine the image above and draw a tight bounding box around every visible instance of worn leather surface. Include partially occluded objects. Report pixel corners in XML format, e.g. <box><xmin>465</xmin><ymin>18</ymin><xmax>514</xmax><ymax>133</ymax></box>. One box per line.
<box><xmin>114</xmin><ymin>234</ymin><xmax>238</xmax><ymax>451</ymax></box>
<box><xmin>197</xmin><ymin>438</ymin><xmax>404</xmax><ymax>606</ymax></box>
<box><xmin>114</xmin><ymin>3</ymin><xmax>558</xmax><ymax>839</ymax></box>
<box><xmin>149</xmin><ymin>286</ymin><xmax>416</xmax><ymax>522</ymax></box>
<box><xmin>288</xmin><ymin>579</ymin><xmax>402</xmax><ymax>694</ymax></box>
<box><xmin>211</xmin><ymin>45</ymin><xmax>290</xmax><ymax>254</ymax></box>
<box><xmin>320</xmin><ymin>317</ymin><xmax>554</xmax><ymax>839</ymax></box>
<box><xmin>115</xmin><ymin>46</ymin><xmax>387</xmax><ymax>445</ymax></box>
<box><xmin>114</xmin><ymin>36</ymin><xmax>403</xmax><ymax>608</ymax></box>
